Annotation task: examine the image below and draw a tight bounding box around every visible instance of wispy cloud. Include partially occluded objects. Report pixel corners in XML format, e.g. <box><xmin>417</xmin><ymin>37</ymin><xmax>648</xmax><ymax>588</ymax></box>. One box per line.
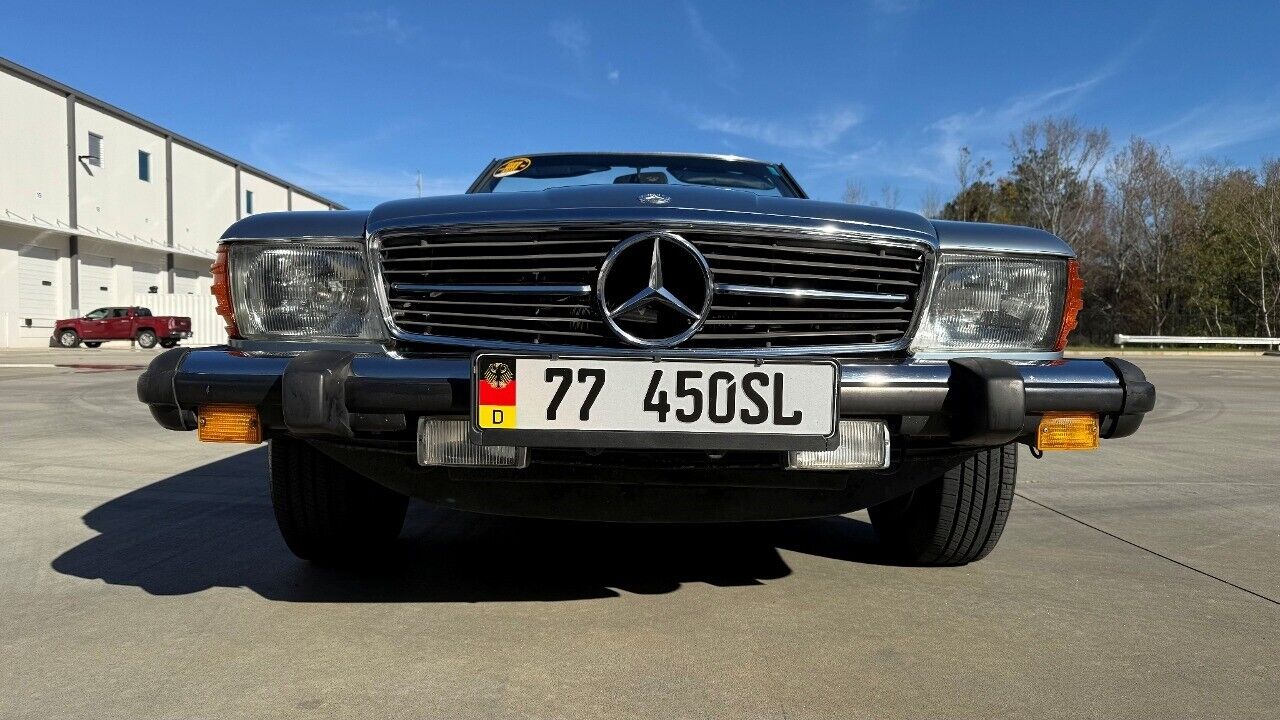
<box><xmin>244</xmin><ymin>123</ymin><xmax>466</xmax><ymax>205</ymax></box>
<box><xmin>813</xmin><ymin>66</ymin><xmax>1118</xmax><ymax>188</ymax></box>
<box><xmin>695</xmin><ymin>108</ymin><xmax>862</xmax><ymax>150</ymax></box>
<box><xmin>549</xmin><ymin>18</ymin><xmax>590</xmax><ymax>60</ymax></box>
<box><xmin>924</xmin><ymin>71</ymin><xmax>1114</xmax><ymax>174</ymax></box>
<box><xmin>870</xmin><ymin>0</ymin><xmax>919</xmax><ymax>15</ymax></box>
<box><xmin>606</xmin><ymin>66</ymin><xmax>621</xmax><ymax>84</ymax></box>
<box><xmin>284</xmin><ymin>163</ymin><xmax>466</xmax><ymax>203</ymax></box>
<box><xmin>1147</xmin><ymin>97</ymin><xmax>1280</xmax><ymax>159</ymax></box>
<box><xmin>341</xmin><ymin>8</ymin><xmax>416</xmax><ymax>44</ymax></box>
<box><xmin>438</xmin><ymin>57</ymin><xmax>592</xmax><ymax>102</ymax></box>
<box><xmin>683</xmin><ymin>2</ymin><xmax>738</xmax><ymax>88</ymax></box>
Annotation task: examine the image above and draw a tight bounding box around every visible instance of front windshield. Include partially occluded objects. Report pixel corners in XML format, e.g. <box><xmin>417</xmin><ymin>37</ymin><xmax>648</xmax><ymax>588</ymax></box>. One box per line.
<box><xmin>473</xmin><ymin>154</ymin><xmax>801</xmax><ymax>197</ymax></box>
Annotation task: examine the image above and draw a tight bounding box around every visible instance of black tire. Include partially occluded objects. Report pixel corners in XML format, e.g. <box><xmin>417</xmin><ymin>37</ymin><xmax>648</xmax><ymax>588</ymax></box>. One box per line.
<box><xmin>136</xmin><ymin>330</ymin><xmax>157</xmax><ymax>348</ymax></box>
<box><xmin>84</xmin><ymin>341</ymin><xmax>102</xmax><ymax>348</ymax></box>
<box><xmin>159</xmin><ymin>339</ymin><xmax>177</xmax><ymax>348</ymax></box>
<box><xmin>869</xmin><ymin>444</ymin><xmax>1017</xmax><ymax>566</ymax></box>
<box><xmin>57</xmin><ymin>329</ymin><xmax>80</xmax><ymax>348</ymax></box>
<box><xmin>268</xmin><ymin>436</ymin><xmax>409</xmax><ymax>563</ymax></box>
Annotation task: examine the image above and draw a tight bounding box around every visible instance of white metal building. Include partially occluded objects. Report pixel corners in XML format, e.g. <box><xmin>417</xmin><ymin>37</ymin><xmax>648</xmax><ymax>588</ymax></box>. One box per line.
<box><xmin>0</xmin><ymin>57</ymin><xmax>343</xmax><ymax>347</ymax></box>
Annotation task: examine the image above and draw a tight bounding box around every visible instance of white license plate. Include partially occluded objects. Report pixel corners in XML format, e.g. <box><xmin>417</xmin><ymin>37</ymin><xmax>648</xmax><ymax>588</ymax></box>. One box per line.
<box><xmin>473</xmin><ymin>355</ymin><xmax>838</xmax><ymax>439</ymax></box>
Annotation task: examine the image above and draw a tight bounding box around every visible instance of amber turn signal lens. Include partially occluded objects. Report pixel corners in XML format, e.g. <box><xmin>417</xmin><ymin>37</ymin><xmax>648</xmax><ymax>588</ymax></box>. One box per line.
<box><xmin>1037</xmin><ymin>412</ymin><xmax>1099</xmax><ymax>451</ymax></box>
<box><xmin>1054</xmin><ymin>259</ymin><xmax>1084</xmax><ymax>351</ymax></box>
<box><xmin>197</xmin><ymin>404</ymin><xmax>262</xmax><ymax>444</ymax></box>
<box><xmin>210</xmin><ymin>245</ymin><xmax>241</xmax><ymax>339</ymax></box>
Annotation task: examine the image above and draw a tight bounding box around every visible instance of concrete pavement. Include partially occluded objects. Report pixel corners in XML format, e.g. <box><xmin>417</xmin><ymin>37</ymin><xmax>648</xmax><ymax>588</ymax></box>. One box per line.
<box><xmin>0</xmin><ymin>353</ymin><xmax>1276</xmax><ymax>718</ymax></box>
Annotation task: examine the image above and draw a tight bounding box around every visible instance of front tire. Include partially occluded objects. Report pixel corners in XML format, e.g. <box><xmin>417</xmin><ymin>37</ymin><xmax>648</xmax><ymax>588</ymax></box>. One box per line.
<box><xmin>136</xmin><ymin>330</ymin><xmax>157</xmax><ymax>348</ymax></box>
<box><xmin>269</xmin><ymin>437</ymin><xmax>409</xmax><ymax>564</ymax></box>
<box><xmin>58</xmin><ymin>329</ymin><xmax>80</xmax><ymax>348</ymax></box>
<box><xmin>869</xmin><ymin>444</ymin><xmax>1017</xmax><ymax>566</ymax></box>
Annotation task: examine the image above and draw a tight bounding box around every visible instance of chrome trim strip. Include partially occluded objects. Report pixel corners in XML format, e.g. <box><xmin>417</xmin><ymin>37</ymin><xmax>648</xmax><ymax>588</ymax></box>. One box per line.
<box><xmin>713</xmin><ymin>283</ymin><xmax>909</xmax><ymax>304</ymax></box>
<box><xmin>931</xmin><ymin>219</ymin><xmax>1074</xmax><ymax>258</ymax></box>
<box><xmin>910</xmin><ymin>351</ymin><xmax>1065</xmax><ymax>362</ymax></box>
<box><xmin>369</xmin><ymin>221</ymin><xmax>936</xmax><ymax>357</ymax></box>
<box><xmin>389</xmin><ymin>283</ymin><xmax>592</xmax><ymax>295</ymax></box>
<box><xmin>367</xmin><ymin>210</ymin><xmax>938</xmax><ymax>246</ymax></box>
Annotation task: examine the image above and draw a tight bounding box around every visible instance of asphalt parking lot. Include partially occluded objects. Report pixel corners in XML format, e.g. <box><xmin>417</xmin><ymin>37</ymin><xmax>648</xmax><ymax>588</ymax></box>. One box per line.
<box><xmin>0</xmin><ymin>349</ymin><xmax>1276</xmax><ymax>719</ymax></box>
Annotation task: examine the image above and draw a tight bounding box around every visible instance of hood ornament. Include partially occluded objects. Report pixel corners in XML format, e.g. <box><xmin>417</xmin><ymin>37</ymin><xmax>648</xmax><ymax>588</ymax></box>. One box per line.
<box><xmin>638</xmin><ymin>193</ymin><xmax>671</xmax><ymax>206</ymax></box>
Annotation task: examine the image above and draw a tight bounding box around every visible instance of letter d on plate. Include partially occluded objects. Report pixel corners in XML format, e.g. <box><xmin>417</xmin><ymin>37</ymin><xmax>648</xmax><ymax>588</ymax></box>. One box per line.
<box><xmin>478</xmin><ymin>404</ymin><xmax>516</xmax><ymax>428</ymax></box>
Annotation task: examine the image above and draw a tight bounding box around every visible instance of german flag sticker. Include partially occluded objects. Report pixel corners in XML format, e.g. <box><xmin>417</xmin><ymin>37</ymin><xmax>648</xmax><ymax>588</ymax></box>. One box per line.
<box><xmin>477</xmin><ymin>357</ymin><xmax>517</xmax><ymax>428</ymax></box>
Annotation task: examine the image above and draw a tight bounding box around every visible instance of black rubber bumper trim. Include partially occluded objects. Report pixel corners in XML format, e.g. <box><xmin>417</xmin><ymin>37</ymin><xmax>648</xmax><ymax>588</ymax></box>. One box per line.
<box><xmin>946</xmin><ymin>358</ymin><xmax>1026</xmax><ymax>446</ymax></box>
<box><xmin>1100</xmin><ymin>356</ymin><xmax>1157</xmax><ymax>438</ymax></box>
<box><xmin>282</xmin><ymin>351</ymin><xmax>356</xmax><ymax>438</ymax></box>
<box><xmin>135</xmin><ymin>346</ymin><xmax>195</xmax><ymax>430</ymax></box>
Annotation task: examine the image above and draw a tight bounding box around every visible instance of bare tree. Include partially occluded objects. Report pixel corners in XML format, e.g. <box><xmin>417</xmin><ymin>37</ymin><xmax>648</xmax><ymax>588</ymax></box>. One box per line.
<box><xmin>842</xmin><ymin>180</ymin><xmax>865</xmax><ymax>205</ymax></box>
<box><xmin>1239</xmin><ymin>159</ymin><xmax>1280</xmax><ymax>336</ymax></box>
<box><xmin>950</xmin><ymin>146</ymin><xmax>993</xmax><ymax>221</ymax></box>
<box><xmin>879</xmin><ymin>184</ymin><xmax>901</xmax><ymax>210</ymax></box>
<box><xmin>919</xmin><ymin>186</ymin><xmax>943</xmax><ymax>218</ymax></box>
<box><xmin>1105</xmin><ymin>137</ymin><xmax>1185</xmax><ymax>333</ymax></box>
<box><xmin>1007</xmin><ymin>117</ymin><xmax>1111</xmax><ymax>248</ymax></box>
<box><xmin>932</xmin><ymin>114</ymin><xmax>1280</xmax><ymax>342</ymax></box>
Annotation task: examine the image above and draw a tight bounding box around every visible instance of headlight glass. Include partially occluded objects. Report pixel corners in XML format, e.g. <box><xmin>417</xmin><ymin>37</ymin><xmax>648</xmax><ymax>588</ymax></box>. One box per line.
<box><xmin>912</xmin><ymin>253</ymin><xmax>1067</xmax><ymax>352</ymax></box>
<box><xmin>229</xmin><ymin>243</ymin><xmax>378</xmax><ymax>339</ymax></box>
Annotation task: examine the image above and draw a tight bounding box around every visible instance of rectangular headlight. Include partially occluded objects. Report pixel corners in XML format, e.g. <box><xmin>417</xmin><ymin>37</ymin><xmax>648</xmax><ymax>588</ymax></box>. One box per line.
<box><xmin>912</xmin><ymin>253</ymin><xmax>1067</xmax><ymax>353</ymax></box>
<box><xmin>228</xmin><ymin>242</ymin><xmax>379</xmax><ymax>339</ymax></box>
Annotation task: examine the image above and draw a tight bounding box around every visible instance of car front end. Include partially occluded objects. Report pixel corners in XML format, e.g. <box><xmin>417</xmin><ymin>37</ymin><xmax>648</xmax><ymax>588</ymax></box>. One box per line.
<box><xmin>137</xmin><ymin>153</ymin><xmax>1155</xmax><ymax>565</ymax></box>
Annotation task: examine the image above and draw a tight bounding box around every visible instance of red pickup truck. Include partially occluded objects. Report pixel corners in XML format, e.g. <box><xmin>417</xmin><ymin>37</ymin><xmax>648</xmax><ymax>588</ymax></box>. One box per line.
<box><xmin>53</xmin><ymin>307</ymin><xmax>192</xmax><ymax>349</ymax></box>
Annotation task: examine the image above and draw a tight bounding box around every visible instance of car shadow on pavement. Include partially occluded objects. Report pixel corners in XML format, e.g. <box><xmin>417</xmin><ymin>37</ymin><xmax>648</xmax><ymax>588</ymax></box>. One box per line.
<box><xmin>51</xmin><ymin>448</ymin><xmax>898</xmax><ymax>602</ymax></box>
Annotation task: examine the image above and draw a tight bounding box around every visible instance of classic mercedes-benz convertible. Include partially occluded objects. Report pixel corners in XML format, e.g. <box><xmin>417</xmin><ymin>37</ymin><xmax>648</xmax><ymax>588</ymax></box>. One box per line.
<box><xmin>137</xmin><ymin>152</ymin><xmax>1154</xmax><ymax>566</ymax></box>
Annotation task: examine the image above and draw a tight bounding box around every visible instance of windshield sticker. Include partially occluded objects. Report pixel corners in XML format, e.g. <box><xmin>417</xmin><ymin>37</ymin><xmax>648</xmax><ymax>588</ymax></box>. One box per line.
<box><xmin>493</xmin><ymin>157</ymin><xmax>532</xmax><ymax>177</ymax></box>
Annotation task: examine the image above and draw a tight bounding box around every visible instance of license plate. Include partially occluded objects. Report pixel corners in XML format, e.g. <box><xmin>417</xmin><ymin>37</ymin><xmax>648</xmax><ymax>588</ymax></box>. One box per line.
<box><xmin>471</xmin><ymin>355</ymin><xmax>839</xmax><ymax>450</ymax></box>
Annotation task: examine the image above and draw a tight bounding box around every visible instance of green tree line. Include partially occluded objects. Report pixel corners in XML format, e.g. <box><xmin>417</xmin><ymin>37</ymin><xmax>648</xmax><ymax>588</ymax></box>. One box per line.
<box><xmin>931</xmin><ymin>118</ymin><xmax>1280</xmax><ymax>343</ymax></box>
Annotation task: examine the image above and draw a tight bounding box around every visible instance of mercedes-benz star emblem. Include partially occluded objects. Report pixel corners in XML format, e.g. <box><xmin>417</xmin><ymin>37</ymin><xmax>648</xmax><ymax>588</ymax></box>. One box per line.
<box><xmin>597</xmin><ymin>231</ymin><xmax>712</xmax><ymax>348</ymax></box>
<box><xmin>638</xmin><ymin>193</ymin><xmax>671</xmax><ymax>206</ymax></box>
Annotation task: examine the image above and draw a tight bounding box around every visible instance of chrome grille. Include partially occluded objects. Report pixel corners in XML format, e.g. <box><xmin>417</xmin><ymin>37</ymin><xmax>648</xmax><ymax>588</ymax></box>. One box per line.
<box><xmin>378</xmin><ymin>228</ymin><xmax>927</xmax><ymax>351</ymax></box>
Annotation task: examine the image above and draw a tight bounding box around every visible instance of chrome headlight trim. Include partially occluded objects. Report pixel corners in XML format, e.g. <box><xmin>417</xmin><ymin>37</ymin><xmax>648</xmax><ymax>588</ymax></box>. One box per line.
<box><xmin>910</xmin><ymin>251</ymin><xmax>1069</xmax><ymax>354</ymax></box>
<box><xmin>227</xmin><ymin>239</ymin><xmax>383</xmax><ymax>341</ymax></box>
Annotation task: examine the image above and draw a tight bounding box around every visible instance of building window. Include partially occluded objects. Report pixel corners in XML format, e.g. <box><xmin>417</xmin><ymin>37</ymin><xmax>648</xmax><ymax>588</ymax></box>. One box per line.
<box><xmin>245</xmin><ymin>190</ymin><xmax>254</xmax><ymax>214</ymax></box>
<box><xmin>87</xmin><ymin>133</ymin><xmax>103</xmax><ymax>167</ymax></box>
<box><xmin>138</xmin><ymin>151</ymin><xmax>151</xmax><ymax>182</ymax></box>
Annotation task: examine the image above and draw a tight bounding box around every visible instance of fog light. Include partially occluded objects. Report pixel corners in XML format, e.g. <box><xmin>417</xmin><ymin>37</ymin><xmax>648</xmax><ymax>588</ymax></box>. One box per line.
<box><xmin>788</xmin><ymin>420</ymin><xmax>889</xmax><ymax>470</ymax></box>
<box><xmin>1037</xmin><ymin>412</ymin><xmax>1099</xmax><ymax>451</ymax></box>
<box><xmin>418</xmin><ymin>418</ymin><xmax>528</xmax><ymax>468</ymax></box>
<box><xmin>197</xmin><ymin>405</ymin><xmax>262</xmax><ymax>444</ymax></box>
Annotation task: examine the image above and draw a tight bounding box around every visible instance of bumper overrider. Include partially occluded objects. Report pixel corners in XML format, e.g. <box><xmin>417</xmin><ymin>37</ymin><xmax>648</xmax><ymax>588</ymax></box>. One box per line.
<box><xmin>136</xmin><ymin>347</ymin><xmax>1154</xmax><ymax>521</ymax></box>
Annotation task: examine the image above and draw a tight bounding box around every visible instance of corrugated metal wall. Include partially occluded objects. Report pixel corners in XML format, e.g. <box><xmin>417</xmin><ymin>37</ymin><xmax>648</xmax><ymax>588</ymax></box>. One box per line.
<box><xmin>131</xmin><ymin>292</ymin><xmax>223</xmax><ymax>345</ymax></box>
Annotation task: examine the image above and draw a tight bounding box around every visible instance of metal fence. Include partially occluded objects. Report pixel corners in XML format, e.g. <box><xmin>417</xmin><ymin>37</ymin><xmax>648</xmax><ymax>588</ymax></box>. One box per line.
<box><xmin>132</xmin><ymin>293</ymin><xmax>223</xmax><ymax>345</ymax></box>
<box><xmin>1115</xmin><ymin>334</ymin><xmax>1280</xmax><ymax>350</ymax></box>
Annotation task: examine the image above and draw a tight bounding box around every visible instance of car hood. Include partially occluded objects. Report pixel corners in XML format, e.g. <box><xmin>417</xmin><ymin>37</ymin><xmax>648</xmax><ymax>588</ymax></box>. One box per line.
<box><xmin>365</xmin><ymin>184</ymin><xmax>938</xmax><ymax>241</ymax></box>
<box><xmin>220</xmin><ymin>184</ymin><xmax>1071</xmax><ymax>257</ymax></box>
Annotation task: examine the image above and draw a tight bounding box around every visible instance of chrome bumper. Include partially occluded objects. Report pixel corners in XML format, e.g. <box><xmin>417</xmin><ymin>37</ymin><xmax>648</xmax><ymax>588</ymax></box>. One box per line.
<box><xmin>137</xmin><ymin>347</ymin><xmax>1154</xmax><ymax>448</ymax></box>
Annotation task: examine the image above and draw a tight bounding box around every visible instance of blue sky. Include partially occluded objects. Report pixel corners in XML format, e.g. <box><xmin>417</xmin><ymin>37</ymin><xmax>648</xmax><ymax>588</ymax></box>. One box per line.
<box><xmin>5</xmin><ymin>1</ymin><xmax>1279</xmax><ymax>210</ymax></box>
